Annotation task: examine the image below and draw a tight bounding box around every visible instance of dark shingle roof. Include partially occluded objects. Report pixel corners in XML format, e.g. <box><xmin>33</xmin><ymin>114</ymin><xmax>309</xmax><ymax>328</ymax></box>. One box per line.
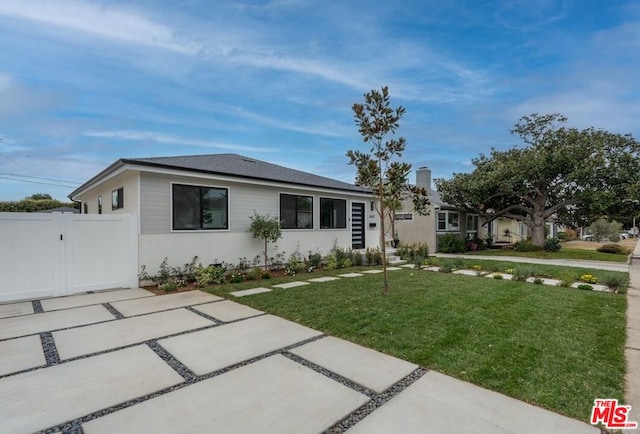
<box><xmin>70</xmin><ymin>154</ymin><xmax>369</xmax><ymax>197</ymax></box>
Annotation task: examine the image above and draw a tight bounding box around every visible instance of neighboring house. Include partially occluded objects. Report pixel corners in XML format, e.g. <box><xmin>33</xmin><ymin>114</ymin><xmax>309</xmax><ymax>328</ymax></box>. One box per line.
<box><xmin>69</xmin><ymin>154</ymin><xmax>379</xmax><ymax>274</ymax></box>
<box><xmin>392</xmin><ymin>167</ymin><xmax>482</xmax><ymax>253</ymax></box>
<box><xmin>486</xmin><ymin>217</ymin><xmax>560</xmax><ymax>244</ymax></box>
<box><xmin>36</xmin><ymin>206</ymin><xmax>80</xmax><ymax>214</ymax></box>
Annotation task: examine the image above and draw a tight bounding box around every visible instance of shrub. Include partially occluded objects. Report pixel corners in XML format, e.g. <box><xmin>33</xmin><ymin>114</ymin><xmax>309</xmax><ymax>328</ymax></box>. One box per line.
<box><xmin>597</xmin><ymin>244</ymin><xmax>630</xmax><ymax>255</ymax></box>
<box><xmin>439</xmin><ymin>260</ymin><xmax>454</xmax><ymax>273</ymax></box>
<box><xmin>512</xmin><ymin>266</ymin><xmax>534</xmax><ymax>282</ymax></box>
<box><xmin>397</xmin><ymin>242</ymin><xmax>430</xmax><ymax>262</ymax></box>
<box><xmin>438</xmin><ymin>234</ymin><xmax>467</xmax><ymax>253</ymax></box>
<box><xmin>365</xmin><ymin>247</ymin><xmax>383</xmax><ymax>266</ymax></box>
<box><xmin>351</xmin><ymin>251</ymin><xmax>363</xmax><ymax>267</ymax></box>
<box><xmin>577</xmin><ymin>284</ymin><xmax>593</xmax><ymax>291</ymax></box>
<box><xmin>493</xmin><ymin>273</ymin><xmax>503</xmax><ymax>280</ymax></box>
<box><xmin>544</xmin><ymin>237</ymin><xmax>562</xmax><ymax>252</ymax></box>
<box><xmin>228</xmin><ymin>273</ymin><xmax>245</xmax><ymax>283</ymax></box>
<box><xmin>195</xmin><ymin>264</ymin><xmax>227</xmax><ymax>286</ymax></box>
<box><xmin>515</xmin><ymin>240</ymin><xmax>539</xmax><ymax>252</ymax></box>
<box><xmin>159</xmin><ymin>281</ymin><xmax>178</xmax><ymax>292</ymax></box>
<box><xmin>588</xmin><ymin>218</ymin><xmax>622</xmax><ymax>242</ymax></box>
<box><xmin>533</xmin><ymin>278</ymin><xmax>543</xmax><ymax>285</ymax></box>
<box><xmin>307</xmin><ymin>251</ymin><xmax>323</xmax><ymax>268</ymax></box>
<box><xmin>341</xmin><ymin>258</ymin><xmax>352</xmax><ymax>268</ymax></box>
<box><xmin>579</xmin><ymin>274</ymin><xmax>598</xmax><ymax>284</ymax></box>
<box><xmin>453</xmin><ymin>257</ymin><xmax>466</xmax><ymax>268</ymax></box>
<box><xmin>600</xmin><ymin>273</ymin><xmax>628</xmax><ymax>293</ymax></box>
<box><xmin>324</xmin><ymin>254</ymin><xmax>338</xmax><ymax>270</ymax></box>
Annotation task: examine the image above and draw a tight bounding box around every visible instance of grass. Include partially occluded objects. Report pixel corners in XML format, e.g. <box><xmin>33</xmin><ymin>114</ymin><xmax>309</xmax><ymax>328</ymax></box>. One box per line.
<box><xmin>466</xmin><ymin>248</ymin><xmax>629</xmax><ymax>262</ymax></box>
<box><xmin>206</xmin><ymin>266</ymin><xmax>627</xmax><ymax>422</ymax></box>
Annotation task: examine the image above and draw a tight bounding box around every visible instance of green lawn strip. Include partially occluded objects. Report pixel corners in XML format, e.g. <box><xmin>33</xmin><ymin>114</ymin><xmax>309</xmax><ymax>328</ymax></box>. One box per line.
<box><xmin>206</xmin><ymin>269</ymin><xmax>626</xmax><ymax>422</ymax></box>
<box><xmin>467</xmin><ymin>248</ymin><xmax>628</xmax><ymax>263</ymax></box>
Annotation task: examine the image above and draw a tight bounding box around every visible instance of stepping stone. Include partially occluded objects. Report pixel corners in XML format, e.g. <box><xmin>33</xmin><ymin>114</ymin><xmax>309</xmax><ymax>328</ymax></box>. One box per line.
<box><xmin>386</xmin><ymin>267</ymin><xmax>403</xmax><ymax>271</ymax></box>
<box><xmin>273</xmin><ymin>281</ymin><xmax>309</xmax><ymax>289</ymax></box>
<box><xmin>0</xmin><ymin>305</ymin><xmax>115</xmax><ymax>340</ymax></box>
<box><xmin>82</xmin><ymin>355</ymin><xmax>369</xmax><ymax>434</ymax></box>
<box><xmin>53</xmin><ymin>309</ymin><xmax>214</xmax><ymax>360</ymax></box>
<box><xmin>0</xmin><ymin>335</ymin><xmax>46</xmax><ymax>376</ymax></box>
<box><xmin>111</xmin><ymin>291</ymin><xmax>222</xmax><ymax>317</ymax></box>
<box><xmin>192</xmin><ymin>301</ymin><xmax>264</xmax><ymax>322</ymax></box>
<box><xmin>308</xmin><ymin>276</ymin><xmax>341</xmax><ymax>282</ymax></box>
<box><xmin>486</xmin><ymin>273</ymin><xmax>513</xmax><ymax>280</ymax></box>
<box><xmin>525</xmin><ymin>277</ymin><xmax>560</xmax><ymax>285</ymax></box>
<box><xmin>0</xmin><ymin>302</ymin><xmax>34</xmax><ymax>319</ymax></box>
<box><xmin>337</xmin><ymin>273</ymin><xmax>364</xmax><ymax>278</ymax></box>
<box><xmin>570</xmin><ymin>282</ymin><xmax>609</xmax><ymax>292</ymax></box>
<box><xmin>157</xmin><ymin>315</ymin><xmax>322</xmax><ymax>375</ymax></box>
<box><xmin>0</xmin><ymin>345</ymin><xmax>183</xmax><ymax>434</ymax></box>
<box><xmin>453</xmin><ymin>270</ymin><xmax>479</xmax><ymax>276</ymax></box>
<box><xmin>401</xmin><ymin>264</ymin><xmax>415</xmax><ymax>268</ymax></box>
<box><xmin>361</xmin><ymin>269</ymin><xmax>383</xmax><ymax>274</ymax></box>
<box><xmin>230</xmin><ymin>287</ymin><xmax>272</xmax><ymax>297</ymax></box>
<box><xmin>347</xmin><ymin>371</ymin><xmax>598</xmax><ymax>434</ymax></box>
<box><xmin>424</xmin><ymin>266</ymin><xmax>440</xmax><ymax>272</ymax></box>
<box><xmin>290</xmin><ymin>336</ymin><xmax>417</xmax><ymax>393</ymax></box>
<box><xmin>41</xmin><ymin>288</ymin><xmax>154</xmax><ymax>312</ymax></box>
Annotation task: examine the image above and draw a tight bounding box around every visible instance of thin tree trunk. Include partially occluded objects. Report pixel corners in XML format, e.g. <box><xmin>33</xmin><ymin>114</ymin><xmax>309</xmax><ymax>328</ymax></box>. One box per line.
<box><xmin>379</xmin><ymin>159</ymin><xmax>389</xmax><ymax>295</ymax></box>
<box><xmin>263</xmin><ymin>239</ymin><xmax>268</xmax><ymax>270</ymax></box>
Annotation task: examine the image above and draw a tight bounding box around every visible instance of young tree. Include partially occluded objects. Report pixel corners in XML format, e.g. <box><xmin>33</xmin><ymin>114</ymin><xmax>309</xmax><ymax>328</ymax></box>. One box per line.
<box><xmin>248</xmin><ymin>213</ymin><xmax>282</xmax><ymax>270</ymax></box>
<box><xmin>436</xmin><ymin>113</ymin><xmax>640</xmax><ymax>247</ymax></box>
<box><xmin>347</xmin><ymin>86</ymin><xmax>430</xmax><ymax>295</ymax></box>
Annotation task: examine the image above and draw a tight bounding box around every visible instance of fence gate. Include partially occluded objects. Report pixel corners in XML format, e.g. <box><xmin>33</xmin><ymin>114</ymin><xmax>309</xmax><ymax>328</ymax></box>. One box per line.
<box><xmin>0</xmin><ymin>213</ymin><xmax>138</xmax><ymax>303</ymax></box>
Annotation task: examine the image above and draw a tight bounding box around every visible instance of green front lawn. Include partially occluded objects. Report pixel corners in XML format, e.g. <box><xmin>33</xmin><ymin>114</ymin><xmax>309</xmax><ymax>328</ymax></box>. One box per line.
<box><xmin>466</xmin><ymin>247</ymin><xmax>629</xmax><ymax>262</ymax></box>
<box><xmin>206</xmin><ymin>267</ymin><xmax>627</xmax><ymax>422</ymax></box>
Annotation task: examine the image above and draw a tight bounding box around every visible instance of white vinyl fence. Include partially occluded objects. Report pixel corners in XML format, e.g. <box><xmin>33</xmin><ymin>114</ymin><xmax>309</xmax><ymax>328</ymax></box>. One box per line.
<box><xmin>0</xmin><ymin>212</ymin><xmax>138</xmax><ymax>303</ymax></box>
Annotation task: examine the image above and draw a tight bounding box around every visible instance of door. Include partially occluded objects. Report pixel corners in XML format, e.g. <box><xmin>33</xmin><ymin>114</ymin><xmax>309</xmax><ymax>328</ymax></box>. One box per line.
<box><xmin>351</xmin><ymin>202</ymin><xmax>365</xmax><ymax>249</ymax></box>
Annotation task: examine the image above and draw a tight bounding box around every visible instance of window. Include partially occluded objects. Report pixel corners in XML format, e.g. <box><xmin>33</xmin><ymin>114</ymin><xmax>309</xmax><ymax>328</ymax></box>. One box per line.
<box><xmin>466</xmin><ymin>214</ymin><xmax>479</xmax><ymax>233</ymax></box>
<box><xmin>83</xmin><ymin>203</ymin><xmax>88</xmax><ymax>214</ymax></box>
<box><xmin>98</xmin><ymin>196</ymin><xmax>102</xmax><ymax>214</ymax></box>
<box><xmin>112</xmin><ymin>187</ymin><xmax>124</xmax><ymax>210</ymax></box>
<box><xmin>280</xmin><ymin>194</ymin><xmax>313</xmax><ymax>229</ymax></box>
<box><xmin>320</xmin><ymin>198</ymin><xmax>346</xmax><ymax>229</ymax></box>
<box><xmin>172</xmin><ymin>184</ymin><xmax>228</xmax><ymax>230</ymax></box>
<box><xmin>437</xmin><ymin>211</ymin><xmax>460</xmax><ymax>231</ymax></box>
<box><xmin>395</xmin><ymin>212</ymin><xmax>414</xmax><ymax>221</ymax></box>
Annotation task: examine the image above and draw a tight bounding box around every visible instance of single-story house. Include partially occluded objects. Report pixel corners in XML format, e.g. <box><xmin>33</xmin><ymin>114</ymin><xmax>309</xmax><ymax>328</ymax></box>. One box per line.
<box><xmin>391</xmin><ymin>167</ymin><xmax>482</xmax><ymax>253</ymax></box>
<box><xmin>69</xmin><ymin>154</ymin><xmax>380</xmax><ymax>274</ymax></box>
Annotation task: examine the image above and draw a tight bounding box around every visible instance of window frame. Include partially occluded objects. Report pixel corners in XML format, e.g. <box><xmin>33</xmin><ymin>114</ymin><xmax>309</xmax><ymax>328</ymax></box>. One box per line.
<box><xmin>112</xmin><ymin>187</ymin><xmax>124</xmax><ymax>210</ymax></box>
<box><xmin>98</xmin><ymin>196</ymin><xmax>102</xmax><ymax>214</ymax></box>
<box><xmin>320</xmin><ymin>197</ymin><xmax>347</xmax><ymax>229</ymax></box>
<box><xmin>280</xmin><ymin>193</ymin><xmax>314</xmax><ymax>230</ymax></box>
<box><xmin>437</xmin><ymin>210</ymin><xmax>460</xmax><ymax>232</ymax></box>
<box><xmin>466</xmin><ymin>214</ymin><xmax>479</xmax><ymax>233</ymax></box>
<box><xmin>171</xmin><ymin>183</ymin><xmax>229</xmax><ymax>231</ymax></box>
<box><xmin>395</xmin><ymin>212</ymin><xmax>414</xmax><ymax>221</ymax></box>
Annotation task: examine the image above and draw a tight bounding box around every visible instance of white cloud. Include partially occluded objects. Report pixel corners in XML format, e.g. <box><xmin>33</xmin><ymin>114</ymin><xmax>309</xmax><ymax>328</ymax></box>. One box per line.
<box><xmin>0</xmin><ymin>0</ymin><xmax>200</xmax><ymax>54</ymax></box>
<box><xmin>83</xmin><ymin>130</ymin><xmax>278</xmax><ymax>153</ymax></box>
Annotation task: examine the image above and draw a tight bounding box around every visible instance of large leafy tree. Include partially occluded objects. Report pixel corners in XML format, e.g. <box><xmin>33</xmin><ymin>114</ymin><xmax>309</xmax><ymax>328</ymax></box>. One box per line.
<box><xmin>0</xmin><ymin>193</ymin><xmax>78</xmax><ymax>212</ymax></box>
<box><xmin>435</xmin><ymin>113</ymin><xmax>640</xmax><ymax>247</ymax></box>
<box><xmin>347</xmin><ymin>86</ymin><xmax>429</xmax><ymax>295</ymax></box>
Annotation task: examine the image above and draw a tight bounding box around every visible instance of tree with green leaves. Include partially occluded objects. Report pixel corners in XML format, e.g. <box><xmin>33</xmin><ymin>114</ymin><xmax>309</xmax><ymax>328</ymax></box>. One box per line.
<box><xmin>0</xmin><ymin>193</ymin><xmax>78</xmax><ymax>212</ymax></box>
<box><xmin>347</xmin><ymin>86</ymin><xmax>430</xmax><ymax>295</ymax></box>
<box><xmin>248</xmin><ymin>212</ymin><xmax>282</xmax><ymax>269</ymax></box>
<box><xmin>435</xmin><ymin>113</ymin><xmax>640</xmax><ymax>247</ymax></box>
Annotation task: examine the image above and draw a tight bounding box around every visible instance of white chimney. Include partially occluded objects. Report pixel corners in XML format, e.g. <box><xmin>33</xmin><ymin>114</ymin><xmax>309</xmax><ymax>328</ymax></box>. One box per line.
<box><xmin>416</xmin><ymin>167</ymin><xmax>431</xmax><ymax>192</ymax></box>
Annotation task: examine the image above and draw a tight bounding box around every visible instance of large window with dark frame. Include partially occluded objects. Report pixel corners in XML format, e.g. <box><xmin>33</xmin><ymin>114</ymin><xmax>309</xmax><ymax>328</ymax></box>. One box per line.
<box><xmin>320</xmin><ymin>198</ymin><xmax>346</xmax><ymax>229</ymax></box>
<box><xmin>280</xmin><ymin>194</ymin><xmax>313</xmax><ymax>229</ymax></box>
<box><xmin>172</xmin><ymin>184</ymin><xmax>228</xmax><ymax>230</ymax></box>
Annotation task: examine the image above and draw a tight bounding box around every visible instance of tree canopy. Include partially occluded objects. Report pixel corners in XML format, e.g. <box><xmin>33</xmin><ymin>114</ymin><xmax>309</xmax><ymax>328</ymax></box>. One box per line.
<box><xmin>435</xmin><ymin>113</ymin><xmax>640</xmax><ymax>247</ymax></box>
<box><xmin>0</xmin><ymin>193</ymin><xmax>78</xmax><ymax>212</ymax></box>
<box><xmin>347</xmin><ymin>86</ymin><xmax>429</xmax><ymax>294</ymax></box>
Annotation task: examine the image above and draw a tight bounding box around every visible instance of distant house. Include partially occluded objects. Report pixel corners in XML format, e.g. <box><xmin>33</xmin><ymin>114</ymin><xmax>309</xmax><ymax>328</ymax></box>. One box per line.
<box><xmin>36</xmin><ymin>206</ymin><xmax>80</xmax><ymax>214</ymax></box>
<box><xmin>69</xmin><ymin>154</ymin><xmax>379</xmax><ymax>274</ymax></box>
<box><xmin>391</xmin><ymin>167</ymin><xmax>482</xmax><ymax>253</ymax></box>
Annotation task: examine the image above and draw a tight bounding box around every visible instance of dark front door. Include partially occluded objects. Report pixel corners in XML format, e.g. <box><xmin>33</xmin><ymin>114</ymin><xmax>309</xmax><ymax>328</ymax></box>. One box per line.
<box><xmin>351</xmin><ymin>202</ymin><xmax>365</xmax><ymax>249</ymax></box>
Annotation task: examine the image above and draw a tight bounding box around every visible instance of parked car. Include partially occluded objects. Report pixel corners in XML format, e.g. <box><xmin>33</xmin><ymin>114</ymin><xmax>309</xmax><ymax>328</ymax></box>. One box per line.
<box><xmin>581</xmin><ymin>232</ymin><xmax>629</xmax><ymax>241</ymax></box>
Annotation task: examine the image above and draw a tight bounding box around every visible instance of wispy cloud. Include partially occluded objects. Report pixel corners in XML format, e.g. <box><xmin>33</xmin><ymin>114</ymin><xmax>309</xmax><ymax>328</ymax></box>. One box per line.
<box><xmin>83</xmin><ymin>130</ymin><xmax>278</xmax><ymax>153</ymax></box>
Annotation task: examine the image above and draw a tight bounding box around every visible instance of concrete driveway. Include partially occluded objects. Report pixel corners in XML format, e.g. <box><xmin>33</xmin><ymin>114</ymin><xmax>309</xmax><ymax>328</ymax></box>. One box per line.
<box><xmin>0</xmin><ymin>289</ymin><xmax>598</xmax><ymax>433</ymax></box>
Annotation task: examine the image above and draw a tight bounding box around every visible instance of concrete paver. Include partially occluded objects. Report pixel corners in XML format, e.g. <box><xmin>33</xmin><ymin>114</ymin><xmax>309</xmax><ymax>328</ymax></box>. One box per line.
<box><xmin>347</xmin><ymin>371</ymin><xmax>598</xmax><ymax>434</ymax></box>
<box><xmin>308</xmin><ymin>276</ymin><xmax>341</xmax><ymax>282</ymax></box>
<box><xmin>192</xmin><ymin>300</ymin><xmax>263</xmax><ymax>322</ymax></box>
<box><xmin>273</xmin><ymin>281</ymin><xmax>309</xmax><ymax>289</ymax></box>
<box><xmin>53</xmin><ymin>308</ymin><xmax>214</xmax><ymax>360</ymax></box>
<box><xmin>0</xmin><ymin>302</ymin><xmax>34</xmax><ymax>319</ymax></box>
<box><xmin>82</xmin><ymin>354</ymin><xmax>369</xmax><ymax>434</ymax></box>
<box><xmin>0</xmin><ymin>304</ymin><xmax>115</xmax><ymax>340</ymax></box>
<box><xmin>158</xmin><ymin>314</ymin><xmax>322</xmax><ymax>375</ymax></box>
<box><xmin>337</xmin><ymin>273</ymin><xmax>364</xmax><ymax>278</ymax></box>
<box><xmin>40</xmin><ymin>288</ymin><xmax>154</xmax><ymax>312</ymax></box>
<box><xmin>361</xmin><ymin>269</ymin><xmax>383</xmax><ymax>274</ymax></box>
<box><xmin>291</xmin><ymin>336</ymin><xmax>417</xmax><ymax>393</ymax></box>
<box><xmin>0</xmin><ymin>345</ymin><xmax>184</xmax><ymax>434</ymax></box>
<box><xmin>0</xmin><ymin>335</ymin><xmax>46</xmax><ymax>376</ymax></box>
<box><xmin>110</xmin><ymin>290</ymin><xmax>222</xmax><ymax>317</ymax></box>
<box><xmin>230</xmin><ymin>287</ymin><xmax>271</xmax><ymax>297</ymax></box>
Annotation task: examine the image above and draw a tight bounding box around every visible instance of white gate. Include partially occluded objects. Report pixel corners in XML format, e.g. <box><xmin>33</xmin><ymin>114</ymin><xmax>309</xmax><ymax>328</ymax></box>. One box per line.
<box><xmin>0</xmin><ymin>213</ymin><xmax>138</xmax><ymax>303</ymax></box>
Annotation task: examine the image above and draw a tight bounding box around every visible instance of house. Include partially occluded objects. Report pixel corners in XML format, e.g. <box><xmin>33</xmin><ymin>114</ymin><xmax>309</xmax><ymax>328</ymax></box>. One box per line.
<box><xmin>69</xmin><ymin>154</ymin><xmax>380</xmax><ymax>274</ymax></box>
<box><xmin>392</xmin><ymin>167</ymin><xmax>482</xmax><ymax>253</ymax></box>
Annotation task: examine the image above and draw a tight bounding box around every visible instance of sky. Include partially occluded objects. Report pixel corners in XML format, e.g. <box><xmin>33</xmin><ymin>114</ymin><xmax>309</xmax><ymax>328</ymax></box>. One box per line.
<box><xmin>1</xmin><ymin>0</ymin><xmax>639</xmax><ymax>201</ymax></box>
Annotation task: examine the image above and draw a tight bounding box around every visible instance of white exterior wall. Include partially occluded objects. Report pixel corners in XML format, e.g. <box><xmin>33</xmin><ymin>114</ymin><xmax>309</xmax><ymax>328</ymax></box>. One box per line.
<box><xmin>138</xmin><ymin>172</ymin><xmax>379</xmax><ymax>274</ymax></box>
<box><xmin>76</xmin><ymin>170</ymin><xmax>139</xmax><ymax>215</ymax></box>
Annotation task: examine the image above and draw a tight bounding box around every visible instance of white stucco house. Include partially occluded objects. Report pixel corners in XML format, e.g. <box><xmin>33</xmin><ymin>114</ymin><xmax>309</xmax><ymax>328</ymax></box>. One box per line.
<box><xmin>69</xmin><ymin>154</ymin><xmax>380</xmax><ymax>274</ymax></box>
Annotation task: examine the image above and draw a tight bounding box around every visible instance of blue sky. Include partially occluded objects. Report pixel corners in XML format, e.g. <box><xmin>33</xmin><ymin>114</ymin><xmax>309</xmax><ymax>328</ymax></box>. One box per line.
<box><xmin>1</xmin><ymin>1</ymin><xmax>639</xmax><ymax>201</ymax></box>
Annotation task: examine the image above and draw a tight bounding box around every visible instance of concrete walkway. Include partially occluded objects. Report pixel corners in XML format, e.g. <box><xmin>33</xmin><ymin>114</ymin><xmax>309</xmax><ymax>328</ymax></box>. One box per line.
<box><xmin>626</xmin><ymin>243</ymin><xmax>640</xmax><ymax>433</ymax></box>
<box><xmin>0</xmin><ymin>287</ymin><xmax>600</xmax><ymax>433</ymax></box>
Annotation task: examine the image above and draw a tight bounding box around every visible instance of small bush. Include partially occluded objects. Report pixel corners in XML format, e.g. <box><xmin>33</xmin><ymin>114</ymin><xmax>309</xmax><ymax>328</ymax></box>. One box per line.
<box><xmin>493</xmin><ymin>273</ymin><xmax>503</xmax><ymax>280</ymax></box>
<box><xmin>577</xmin><ymin>284</ymin><xmax>593</xmax><ymax>291</ymax></box>
<box><xmin>597</xmin><ymin>244</ymin><xmax>630</xmax><ymax>255</ymax></box>
<box><xmin>228</xmin><ymin>273</ymin><xmax>245</xmax><ymax>283</ymax></box>
<box><xmin>544</xmin><ymin>237</ymin><xmax>562</xmax><ymax>252</ymax></box>
<box><xmin>414</xmin><ymin>256</ymin><xmax>425</xmax><ymax>270</ymax></box>
<box><xmin>439</xmin><ymin>260</ymin><xmax>454</xmax><ymax>273</ymax></box>
<box><xmin>533</xmin><ymin>278</ymin><xmax>543</xmax><ymax>285</ymax></box>
<box><xmin>159</xmin><ymin>281</ymin><xmax>178</xmax><ymax>292</ymax></box>
<box><xmin>365</xmin><ymin>247</ymin><xmax>383</xmax><ymax>266</ymax></box>
<box><xmin>515</xmin><ymin>240</ymin><xmax>539</xmax><ymax>252</ymax></box>
<box><xmin>579</xmin><ymin>274</ymin><xmax>598</xmax><ymax>284</ymax></box>
<box><xmin>512</xmin><ymin>266</ymin><xmax>534</xmax><ymax>282</ymax></box>
<box><xmin>600</xmin><ymin>273</ymin><xmax>628</xmax><ymax>293</ymax></box>
<box><xmin>351</xmin><ymin>251</ymin><xmax>363</xmax><ymax>267</ymax></box>
<box><xmin>438</xmin><ymin>234</ymin><xmax>467</xmax><ymax>253</ymax></box>
<box><xmin>307</xmin><ymin>251</ymin><xmax>323</xmax><ymax>268</ymax></box>
<box><xmin>195</xmin><ymin>264</ymin><xmax>227</xmax><ymax>286</ymax></box>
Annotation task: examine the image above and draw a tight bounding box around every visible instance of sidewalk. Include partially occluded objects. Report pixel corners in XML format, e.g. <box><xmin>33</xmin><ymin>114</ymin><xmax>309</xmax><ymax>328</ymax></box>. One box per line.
<box><xmin>625</xmin><ymin>243</ymin><xmax>640</xmax><ymax>433</ymax></box>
